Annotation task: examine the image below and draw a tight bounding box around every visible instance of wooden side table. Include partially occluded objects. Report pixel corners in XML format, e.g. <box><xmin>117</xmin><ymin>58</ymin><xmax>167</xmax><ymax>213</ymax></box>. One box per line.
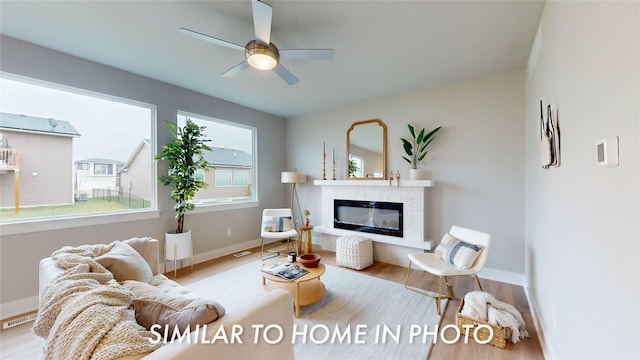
<box><xmin>261</xmin><ymin>260</ymin><xmax>326</xmax><ymax>318</ymax></box>
<box><xmin>298</xmin><ymin>225</ymin><xmax>314</xmax><ymax>254</ymax></box>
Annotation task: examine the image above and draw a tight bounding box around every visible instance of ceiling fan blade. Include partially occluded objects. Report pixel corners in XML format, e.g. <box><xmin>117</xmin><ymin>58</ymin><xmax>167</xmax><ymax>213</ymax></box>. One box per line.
<box><xmin>221</xmin><ymin>61</ymin><xmax>250</xmax><ymax>78</ymax></box>
<box><xmin>279</xmin><ymin>49</ymin><xmax>334</xmax><ymax>61</ymax></box>
<box><xmin>273</xmin><ymin>64</ymin><xmax>300</xmax><ymax>86</ymax></box>
<box><xmin>179</xmin><ymin>27</ymin><xmax>245</xmax><ymax>52</ymax></box>
<box><xmin>252</xmin><ymin>0</ymin><xmax>272</xmax><ymax>46</ymax></box>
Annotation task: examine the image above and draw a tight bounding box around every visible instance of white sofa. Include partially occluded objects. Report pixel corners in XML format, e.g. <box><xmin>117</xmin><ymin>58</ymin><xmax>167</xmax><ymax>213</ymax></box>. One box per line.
<box><xmin>39</xmin><ymin>239</ymin><xmax>295</xmax><ymax>360</ymax></box>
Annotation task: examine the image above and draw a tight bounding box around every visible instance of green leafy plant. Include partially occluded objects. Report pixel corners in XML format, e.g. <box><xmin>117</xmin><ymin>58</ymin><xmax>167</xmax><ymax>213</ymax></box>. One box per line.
<box><xmin>401</xmin><ymin>124</ymin><xmax>442</xmax><ymax>169</ymax></box>
<box><xmin>155</xmin><ymin>119</ymin><xmax>212</xmax><ymax>234</ymax></box>
<box><xmin>348</xmin><ymin>158</ymin><xmax>359</xmax><ymax>178</ymax></box>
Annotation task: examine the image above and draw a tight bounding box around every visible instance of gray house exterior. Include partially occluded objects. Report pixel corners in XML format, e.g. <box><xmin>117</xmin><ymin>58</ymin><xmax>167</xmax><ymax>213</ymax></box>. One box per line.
<box><xmin>119</xmin><ymin>139</ymin><xmax>152</xmax><ymax>201</ymax></box>
<box><xmin>0</xmin><ymin>112</ymin><xmax>80</xmax><ymax>209</ymax></box>
<box><xmin>122</xmin><ymin>142</ymin><xmax>252</xmax><ymax>204</ymax></box>
<box><xmin>196</xmin><ymin>147</ymin><xmax>253</xmax><ymax>201</ymax></box>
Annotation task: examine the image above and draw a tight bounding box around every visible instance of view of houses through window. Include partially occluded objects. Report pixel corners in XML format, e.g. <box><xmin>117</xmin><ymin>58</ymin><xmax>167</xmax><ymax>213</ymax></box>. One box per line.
<box><xmin>0</xmin><ymin>74</ymin><xmax>155</xmax><ymax>221</ymax></box>
<box><xmin>177</xmin><ymin>112</ymin><xmax>256</xmax><ymax>205</ymax></box>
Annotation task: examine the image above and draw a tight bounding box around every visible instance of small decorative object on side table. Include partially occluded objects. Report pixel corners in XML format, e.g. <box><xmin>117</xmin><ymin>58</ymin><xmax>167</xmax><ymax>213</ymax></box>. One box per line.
<box><xmin>304</xmin><ymin>209</ymin><xmax>311</xmax><ymax>226</ymax></box>
<box><xmin>299</xmin><ymin>253</ymin><xmax>321</xmax><ymax>268</ymax></box>
<box><xmin>298</xmin><ymin>224</ymin><xmax>314</xmax><ymax>255</ymax></box>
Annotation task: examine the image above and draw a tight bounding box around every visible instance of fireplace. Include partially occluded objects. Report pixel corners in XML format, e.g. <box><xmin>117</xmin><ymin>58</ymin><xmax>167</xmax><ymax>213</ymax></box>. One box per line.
<box><xmin>334</xmin><ymin>199</ymin><xmax>403</xmax><ymax>237</ymax></box>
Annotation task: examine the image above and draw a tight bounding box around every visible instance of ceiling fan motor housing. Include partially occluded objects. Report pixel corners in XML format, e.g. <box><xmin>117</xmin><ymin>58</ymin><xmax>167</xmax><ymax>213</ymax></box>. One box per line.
<box><xmin>245</xmin><ymin>40</ymin><xmax>280</xmax><ymax>70</ymax></box>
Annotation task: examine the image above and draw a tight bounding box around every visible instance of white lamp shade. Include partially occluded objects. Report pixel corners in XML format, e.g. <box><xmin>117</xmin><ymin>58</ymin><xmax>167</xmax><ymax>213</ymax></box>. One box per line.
<box><xmin>281</xmin><ymin>171</ymin><xmax>307</xmax><ymax>184</ymax></box>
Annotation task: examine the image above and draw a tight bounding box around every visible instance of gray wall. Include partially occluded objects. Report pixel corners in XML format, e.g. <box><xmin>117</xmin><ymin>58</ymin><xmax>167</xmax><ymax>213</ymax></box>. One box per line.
<box><xmin>525</xmin><ymin>2</ymin><xmax>639</xmax><ymax>358</ymax></box>
<box><xmin>286</xmin><ymin>69</ymin><xmax>526</xmax><ymax>274</ymax></box>
<box><xmin>0</xmin><ymin>36</ymin><xmax>287</xmax><ymax>305</ymax></box>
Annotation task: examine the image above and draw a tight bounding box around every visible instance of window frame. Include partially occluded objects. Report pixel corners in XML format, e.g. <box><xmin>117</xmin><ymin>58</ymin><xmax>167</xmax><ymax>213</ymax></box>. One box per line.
<box><xmin>0</xmin><ymin>72</ymin><xmax>159</xmax><ymax>234</ymax></box>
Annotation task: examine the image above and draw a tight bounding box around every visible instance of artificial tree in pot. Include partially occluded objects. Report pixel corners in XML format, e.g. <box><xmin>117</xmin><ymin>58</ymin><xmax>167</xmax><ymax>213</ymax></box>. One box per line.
<box><xmin>401</xmin><ymin>124</ymin><xmax>442</xmax><ymax>180</ymax></box>
<box><xmin>156</xmin><ymin>119</ymin><xmax>211</xmax><ymax>274</ymax></box>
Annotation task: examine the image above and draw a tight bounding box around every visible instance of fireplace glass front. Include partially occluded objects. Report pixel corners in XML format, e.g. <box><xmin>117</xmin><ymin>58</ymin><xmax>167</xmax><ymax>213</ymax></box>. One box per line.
<box><xmin>334</xmin><ymin>199</ymin><xmax>403</xmax><ymax>237</ymax></box>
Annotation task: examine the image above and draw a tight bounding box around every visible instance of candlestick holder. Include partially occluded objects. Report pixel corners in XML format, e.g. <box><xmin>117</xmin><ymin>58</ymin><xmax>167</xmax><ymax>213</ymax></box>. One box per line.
<box><xmin>332</xmin><ymin>160</ymin><xmax>336</xmax><ymax>180</ymax></box>
<box><xmin>322</xmin><ymin>153</ymin><xmax>327</xmax><ymax>180</ymax></box>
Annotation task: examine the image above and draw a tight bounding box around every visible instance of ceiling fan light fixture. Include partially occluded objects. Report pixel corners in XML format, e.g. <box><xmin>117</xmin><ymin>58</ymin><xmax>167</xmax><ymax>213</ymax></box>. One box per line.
<box><xmin>245</xmin><ymin>40</ymin><xmax>279</xmax><ymax>70</ymax></box>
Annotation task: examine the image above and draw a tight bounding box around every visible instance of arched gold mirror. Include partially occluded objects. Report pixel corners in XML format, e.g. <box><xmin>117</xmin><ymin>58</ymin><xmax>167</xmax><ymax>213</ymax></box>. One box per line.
<box><xmin>346</xmin><ymin>119</ymin><xmax>387</xmax><ymax>179</ymax></box>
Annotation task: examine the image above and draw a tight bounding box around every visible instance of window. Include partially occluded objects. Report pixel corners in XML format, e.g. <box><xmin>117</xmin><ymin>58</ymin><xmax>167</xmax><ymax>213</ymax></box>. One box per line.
<box><xmin>94</xmin><ymin>163</ymin><xmax>112</xmax><ymax>175</ymax></box>
<box><xmin>194</xmin><ymin>169</ymin><xmax>206</xmax><ymax>182</ymax></box>
<box><xmin>215</xmin><ymin>170</ymin><xmax>232</xmax><ymax>187</ymax></box>
<box><xmin>0</xmin><ymin>73</ymin><xmax>156</xmax><ymax>223</ymax></box>
<box><xmin>177</xmin><ymin>112</ymin><xmax>256</xmax><ymax>206</ymax></box>
<box><xmin>233</xmin><ymin>170</ymin><xmax>249</xmax><ymax>187</ymax></box>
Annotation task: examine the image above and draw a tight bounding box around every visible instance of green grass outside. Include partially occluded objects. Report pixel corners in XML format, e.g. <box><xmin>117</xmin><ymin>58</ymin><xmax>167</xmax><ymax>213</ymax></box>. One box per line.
<box><xmin>0</xmin><ymin>197</ymin><xmax>149</xmax><ymax>220</ymax></box>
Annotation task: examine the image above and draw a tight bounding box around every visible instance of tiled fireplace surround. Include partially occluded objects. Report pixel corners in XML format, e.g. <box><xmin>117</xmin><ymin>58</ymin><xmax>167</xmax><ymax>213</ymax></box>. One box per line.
<box><xmin>314</xmin><ymin>180</ymin><xmax>434</xmax><ymax>267</ymax></box>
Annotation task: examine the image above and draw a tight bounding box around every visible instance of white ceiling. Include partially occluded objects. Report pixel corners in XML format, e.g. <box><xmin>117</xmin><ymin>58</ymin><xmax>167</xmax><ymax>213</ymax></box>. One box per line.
<box><xmin>0</xmin><ymin>1</ymin><xmax>544</xmax><ymax>119</ymax></box>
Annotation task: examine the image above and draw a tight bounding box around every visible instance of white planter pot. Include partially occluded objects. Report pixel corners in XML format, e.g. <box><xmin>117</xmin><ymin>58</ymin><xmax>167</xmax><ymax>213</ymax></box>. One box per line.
<box><xmin>409</xmin><ymin>168</ymin><xmax>421</xmax><ymax>180</ymax></box>
<box><xmin>165</xmin><ymin>229</ymin><xmax>192</xmax><ymax>260</ymax></box>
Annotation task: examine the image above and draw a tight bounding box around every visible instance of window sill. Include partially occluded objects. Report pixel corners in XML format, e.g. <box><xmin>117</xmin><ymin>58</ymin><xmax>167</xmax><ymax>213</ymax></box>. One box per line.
<box><xmin>191</xmin><ymin>200</ymin><xmax>259</xmax><ymax>214</ymax></box>
<box><xmin>0</xmin><ymin>209</ymin><xmax>160</xmax><ymax>236</ymax></box>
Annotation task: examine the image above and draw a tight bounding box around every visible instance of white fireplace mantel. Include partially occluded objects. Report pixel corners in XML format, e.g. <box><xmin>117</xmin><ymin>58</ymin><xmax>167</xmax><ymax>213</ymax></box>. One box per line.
<box><xmin>313</xmin><ymin>179</ymin><xmax>434</xmax><ymax>187</ymax></box>
<box><xmin>313</xmin><ymin>179</ymin><xmax>435</xmax><ymax>251</ymax></box>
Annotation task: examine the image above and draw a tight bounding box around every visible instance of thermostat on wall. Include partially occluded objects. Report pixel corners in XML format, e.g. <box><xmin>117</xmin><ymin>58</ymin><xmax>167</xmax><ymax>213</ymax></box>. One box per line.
<box><xmin>596</xmin><ymin>136</ymin><xmax>619</xmax><ymax>167</ymax></box>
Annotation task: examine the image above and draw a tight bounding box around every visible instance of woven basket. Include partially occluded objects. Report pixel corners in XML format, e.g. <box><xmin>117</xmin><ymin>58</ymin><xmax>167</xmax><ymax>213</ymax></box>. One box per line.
<box><xmin>456</xmin><ymin>298</ymin><xmax>507</xmax><ymax>348</ymax></box>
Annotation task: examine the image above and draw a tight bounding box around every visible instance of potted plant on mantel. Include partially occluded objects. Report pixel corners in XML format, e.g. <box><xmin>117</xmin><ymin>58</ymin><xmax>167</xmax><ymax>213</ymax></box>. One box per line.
<box><xmin>401</xmin><ymin>124</ymin><xmax>442</xmax><ymax>180</ymax></box>
<box><xmin>155</xmin><ymin>119</ymin><xmax>211</xmax><ymax>274</ymax></box>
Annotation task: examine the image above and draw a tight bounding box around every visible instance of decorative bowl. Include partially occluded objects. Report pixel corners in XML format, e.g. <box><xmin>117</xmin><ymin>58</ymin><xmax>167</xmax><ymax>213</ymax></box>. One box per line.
<box><xmin>299</xmin><ymin>253</ymin><xmax>321</xmax><ymax>268</ymax></box>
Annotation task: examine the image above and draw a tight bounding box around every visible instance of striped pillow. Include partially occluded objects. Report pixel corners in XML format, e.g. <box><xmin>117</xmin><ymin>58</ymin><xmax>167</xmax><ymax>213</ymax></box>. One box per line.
<box><xmin>262</xmin><ymin>216</ymin><xmax>293</xmax><ymax>232</ymax></box>
<box><xmin>435</xmin><ymin>233</ymin><xmax>483</xmax><ymax>269</ymax></box>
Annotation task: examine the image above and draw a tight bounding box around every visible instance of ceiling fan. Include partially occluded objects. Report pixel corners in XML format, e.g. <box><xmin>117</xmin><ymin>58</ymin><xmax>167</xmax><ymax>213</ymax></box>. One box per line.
<box><xmin>179</xmin><ymin>0</ymin><xmax>334</xmax><ymax>86</ymax></box>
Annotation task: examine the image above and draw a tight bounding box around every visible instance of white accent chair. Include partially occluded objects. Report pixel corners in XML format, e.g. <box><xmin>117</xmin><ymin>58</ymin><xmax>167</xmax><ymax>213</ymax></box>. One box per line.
<box><xmin>404</xmin><ymin>225</ymin><xmax>491</xmax><ymax>315</ymax></box>
<box><xmin>260</xmin><ymin>208</ymin><xmax>298</xmax><ymax>261</ymax></box>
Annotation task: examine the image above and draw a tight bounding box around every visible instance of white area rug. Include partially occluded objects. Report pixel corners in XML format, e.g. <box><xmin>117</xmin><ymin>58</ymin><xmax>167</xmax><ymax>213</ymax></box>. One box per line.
<box><xmin>187</xmin><ymin>261</ymin><xmax>445</xmax><ymax>360</ymax></box>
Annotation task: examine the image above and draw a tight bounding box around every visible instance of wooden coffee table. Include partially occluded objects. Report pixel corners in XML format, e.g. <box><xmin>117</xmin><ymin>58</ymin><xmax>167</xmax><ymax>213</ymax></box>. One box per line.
<box><xmin>261</xmin><ymin>260</ymin><xmax>326</xmax><ymax>318</ymax></box>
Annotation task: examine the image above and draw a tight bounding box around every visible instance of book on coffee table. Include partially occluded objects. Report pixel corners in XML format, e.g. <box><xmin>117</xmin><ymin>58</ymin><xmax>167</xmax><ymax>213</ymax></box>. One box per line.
<box><xmin>262</xmin><ymin>262</ymin><xmax>309</xmax><ymax>281</ymax></box>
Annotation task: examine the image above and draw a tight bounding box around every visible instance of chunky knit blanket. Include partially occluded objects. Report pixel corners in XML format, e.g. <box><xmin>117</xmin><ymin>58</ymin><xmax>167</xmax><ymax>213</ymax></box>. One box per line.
<box><xmin>461</xmin><ymin>291</ymin><xmax>529</xmax><ymax>343</ymax></box>
<box><xmin>33</xmin><ymin>241</ymin><xmax>161</xmax><ymax>360</ymax></box>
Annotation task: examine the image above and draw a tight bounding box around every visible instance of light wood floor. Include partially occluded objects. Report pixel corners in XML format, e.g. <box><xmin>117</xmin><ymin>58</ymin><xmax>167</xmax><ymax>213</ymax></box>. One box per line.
<box><xmin>0</xmin><ymin>243</ymin><xmax>544</xmax><ymax>360</ymax></box>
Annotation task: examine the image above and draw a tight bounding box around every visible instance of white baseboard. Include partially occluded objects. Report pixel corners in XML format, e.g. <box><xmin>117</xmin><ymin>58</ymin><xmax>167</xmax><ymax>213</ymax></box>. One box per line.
<box><xmin>478</xmin><ymin>270</ymin><xmax>554</xmax><ymax>358</ymax></box>
<box><xmin>477</xmin><ymin>267</ymin><xmax>525</xmax><ymax>286</ymax></box>
<box><xmin>164</xmin><ymin>238</ymin><xmax>263</xmax><ymax>271</ymax></box>
<box><xmin>0</xmin><ymin>295</ymin><xmax>39</xmax><ymax>320</ymax></box>
<box><xmin>524</xmin><ymin>282</ymin><xmax>555</xmax><ymax>359</ymax></box>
